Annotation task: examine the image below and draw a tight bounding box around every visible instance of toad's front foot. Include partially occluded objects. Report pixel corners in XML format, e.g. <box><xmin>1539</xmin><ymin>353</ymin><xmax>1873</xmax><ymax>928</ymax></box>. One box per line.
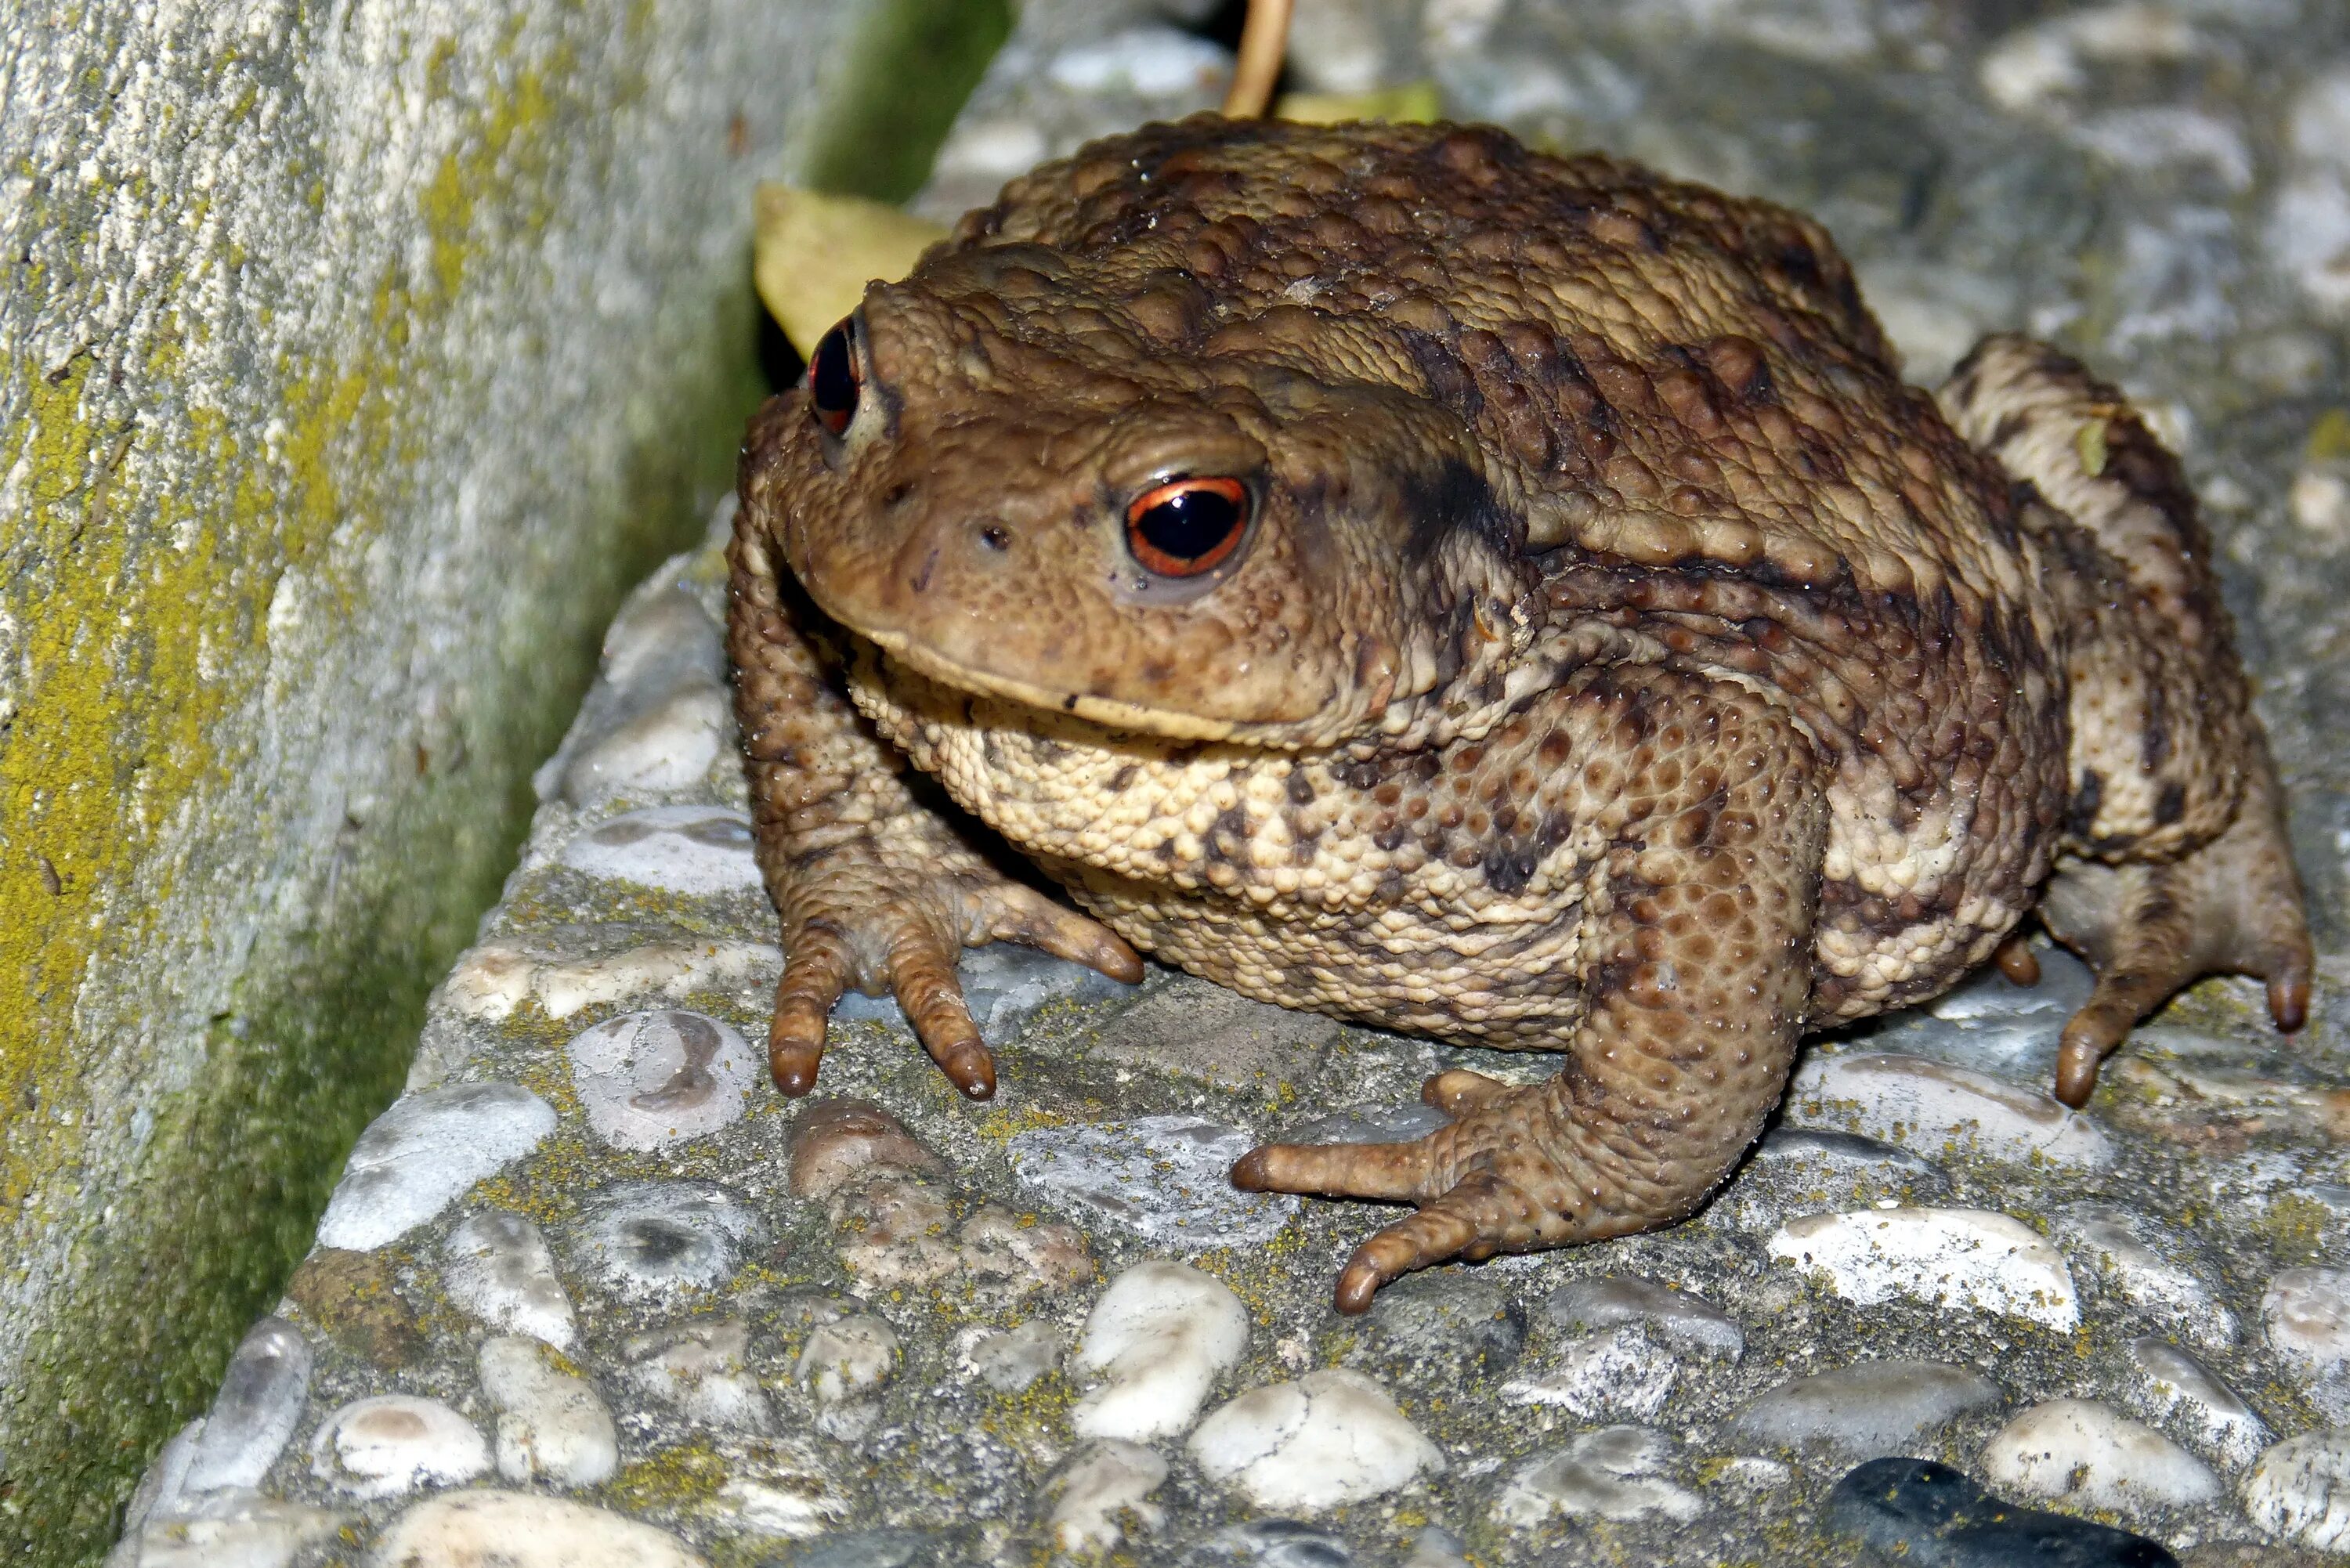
<box><xmin>1232</xmin><ymin>1070</ymin><xmax>1648</xmax><ymax>1314</ymax></box>
<box><xmin>769</xmin><ymin>855</ymin><xmax>1141</xmax><ymax>1100</ymax></box>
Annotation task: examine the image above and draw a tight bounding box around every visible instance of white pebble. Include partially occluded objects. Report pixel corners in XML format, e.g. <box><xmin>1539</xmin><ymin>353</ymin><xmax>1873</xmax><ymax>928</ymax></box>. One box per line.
<box><xmin>315</xmin><ymin>1083</ymin><xmax>554</xmax><ymax>1251</ymax></box>
<box><xmin>1788</xmin><ymin>1053</ymin><xmax>2114</xmax><ymax>1169</ymax></box>
<box><xmin>561</xmin><ymin>682</ymin><xmax>728</xmax><ymax>804</ymax></box>
<box><xmin>1188</xmin><ymin>1368</ymin><xmax>1444</xmax><ymax>1512</ymax></box>
<box><xmin>1044</xmin><ymin>1440</ymin><xmax>1170</xmax><ymax>1553</ymax></box>
<box><xmin>1500</xmin><ymin>1324</ymin><xmax>1678</xmax><ymax>1421</ymax></box>
<box><xmin>1072</xmin><ymin>1261</ymin><xmax>1250</xmax><ymax>1442</ymax></box>
<box><xmin>308</xmin><ymin>1395</ymin><xmax>489</xmax><ymax>1500</ymax></box>
<box><xmin>1769</xmin><ymin>1207</ymin><xmax>2080</xmax><ymax>1329</ymax></box>
<box><xmin>2248</xmin><ymin>1429</ymin><xmax>2350</xmax><ymax>1551</ymax></box>
<box><xmin>179</xmin><ymin>1319</ymin><xmax>310</xmax><ymax>1494</ymax></box>
<box><xmin>960</xmin><ymin>1321</ymin><xmax>1063</xmax><ymax>1394</ymax></box>
<box><xmin>116</xmin><ymin>1489</ymin><xmax>342</xmax><ymax>1568</ymax></box>
<box><xmin>533</xmin><ymin>941</ymin><xmax>780</xmax><ymax>1022</ymax></box>
<box><xmin>367</xmin><ymin>1489</ymin><xmax>706</xmax><ymax>1566</ymax></box>
<box><xmin>569</xmin><ymin>1181</ymin><xmax>762</xmax><ymax>1299</ymax></box>
<box><xmin>1007</xmin><ymin>1116</ymin><xmax>1297</xmax><ymax>1248</ymax></box>
<box><xmin>1545</xmin><ymin>1276</ymin><xmax>1744</xmax><ymax>1361</ymax></box>
<box><xmin>1491</xmin><ymin>1425</ymin><xmax>1703</xmax><ymax>1528</ymax></box>
<box><xmin>2058</xmin><ymin>1204</ymin><xmax>2234</xmax><ymax>1347</ymax></box>
<box><xmin>2126</xmin><ymin>1337</ymin><xmax>2269</xmax><ymax>1470</ymax></box>
<box><xmin>566</xmin><ymin>1009</ymin><xmax>755</xmax><ymax>1151</ymax></box>
<box><xmin>443</xmin><ymin>1211</ymin><xmax>577</xmax><ymax>1349</ymax></box>
<box><xmin>479</xmin><ymin>1335</ymin><xmax>618</xmax><ymax>1487</ymax></box>
<box><xmin>798</xmin><ymin>1314</ymin><xmax>901</xmax><ymax>1404</ymax></box>
<box><xmin>624</xmin><ymin>1318</ymin><xmax>772</xmax><ymax>1433</ymax></box>
<box><xmin>558</xmin><ymin>805</ymin><xmax>761</xmax><ymax>896</ymax></box>
<box><xmin>1979</xmin><ymin>1399</ymin><xmax>2220</xmax><ymax>1514</ymax></box>
<box><xmin>1726</xmin><ymin>1359</ymin><xmax>2002</xmax><ymax>1458</ymax></box>
<box><xmin>2265</xmin><ymin>1267</ymin><xmax>2350</xmax><ymax>1375</ymax></box>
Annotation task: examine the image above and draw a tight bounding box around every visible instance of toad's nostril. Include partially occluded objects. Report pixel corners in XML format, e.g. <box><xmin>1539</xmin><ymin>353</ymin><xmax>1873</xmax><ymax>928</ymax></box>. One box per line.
<box><xmin>978</xmin><ymin>525</ymin><xmax>1010</xmax><ymax>552</ymax></box>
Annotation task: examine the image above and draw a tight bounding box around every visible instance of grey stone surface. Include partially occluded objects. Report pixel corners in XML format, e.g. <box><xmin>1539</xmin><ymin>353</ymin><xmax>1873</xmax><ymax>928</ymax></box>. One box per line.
<box><xmin>150</xmin><ymin>0</ymin><xmax>2350</xmax><ymax>1561</ymax></box>
<box><xmin>177</xmin><ymin>1319</ymin><xmax>310</xmax><ymax>1495</ymax></box>
<box><xmin>313</xmin><ymin>1084</ymin><xmax>555</xmax><ymax>1251</ymax></box>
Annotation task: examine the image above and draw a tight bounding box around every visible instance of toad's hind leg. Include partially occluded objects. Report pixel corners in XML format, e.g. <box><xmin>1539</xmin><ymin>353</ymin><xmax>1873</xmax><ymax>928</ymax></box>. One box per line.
<box><xmin>1234</xmin><ymin>670</ymin><xmax>1827</xmax><ymax>1312</ymax></box>
<box><xmin>1940</xmin><ymin>335</ymin><xmax>2313</xmax><ymax>1105</ymax></box>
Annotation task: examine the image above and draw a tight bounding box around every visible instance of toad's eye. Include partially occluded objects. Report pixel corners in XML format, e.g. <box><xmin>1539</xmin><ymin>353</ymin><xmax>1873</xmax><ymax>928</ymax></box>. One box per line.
<box><xmin>1124</xmin><ymin>476</ymin><xmax>1250</xmax><ymax>577</ymax></box>
<box><xmin>808</xmin><ymin>318</ymin><xmax>860</xmax><ymax>437</ymax></box>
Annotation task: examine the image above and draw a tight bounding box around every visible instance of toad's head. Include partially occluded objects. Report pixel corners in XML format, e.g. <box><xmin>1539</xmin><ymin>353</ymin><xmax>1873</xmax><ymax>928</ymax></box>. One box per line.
<box><xmin>740</xmin><ymin>240</ymin><xmax>1529</xmax><ymax>751</ymax></box>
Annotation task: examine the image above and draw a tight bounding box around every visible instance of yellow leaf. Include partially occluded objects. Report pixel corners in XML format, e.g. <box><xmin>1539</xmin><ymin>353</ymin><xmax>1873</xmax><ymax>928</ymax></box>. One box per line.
<box><xmin>1274</xmin><ymin>80</ymin><xmax>1444</xmax><ymax>126</ymax></box>
<box><xmin>753</xmin><ymin>184</ymin><xmax>950</xmax><ymax>356</ymax></box>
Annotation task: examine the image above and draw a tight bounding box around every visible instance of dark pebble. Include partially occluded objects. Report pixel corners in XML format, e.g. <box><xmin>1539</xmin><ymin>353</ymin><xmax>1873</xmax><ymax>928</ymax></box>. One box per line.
<box><xmin>1828</xmin><ymin>1458</ymin><xmax>2178</xmax><ymax>1568</ymax></box>
<box><xmin>1188</xmin><ymin>1518</ymin><xmax>1354</xmax><ymax>1566</ymax></box>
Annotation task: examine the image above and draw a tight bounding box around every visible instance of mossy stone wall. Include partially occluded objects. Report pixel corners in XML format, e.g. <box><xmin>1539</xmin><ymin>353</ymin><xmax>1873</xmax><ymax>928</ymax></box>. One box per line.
<box><xmin>0</xmin><ymin>1</ymin><xmax>1002</xmax><ymax>1558</ymax></box>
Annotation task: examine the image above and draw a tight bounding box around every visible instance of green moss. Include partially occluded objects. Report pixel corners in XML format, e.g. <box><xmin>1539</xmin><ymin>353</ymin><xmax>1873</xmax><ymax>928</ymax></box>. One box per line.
<box><xmin>800</xmin><ymin>0</ymin><xmax>1014</xmax><ymax>202</ymax></box>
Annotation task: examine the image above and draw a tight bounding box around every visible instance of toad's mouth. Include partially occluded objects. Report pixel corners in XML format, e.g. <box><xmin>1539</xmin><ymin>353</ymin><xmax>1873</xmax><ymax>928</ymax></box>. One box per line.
<box><xmin>846</xmin><ymin>621</ymin><xmax>1249</xmax><ymax>745</ymax></box>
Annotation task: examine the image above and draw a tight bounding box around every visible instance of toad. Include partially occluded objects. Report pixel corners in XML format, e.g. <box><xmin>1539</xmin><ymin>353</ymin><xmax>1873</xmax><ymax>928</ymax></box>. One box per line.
<box><xmin>729</xmin><ymin>116</ymin><xmax>2312</xmax><ymax>1313</ymax></box>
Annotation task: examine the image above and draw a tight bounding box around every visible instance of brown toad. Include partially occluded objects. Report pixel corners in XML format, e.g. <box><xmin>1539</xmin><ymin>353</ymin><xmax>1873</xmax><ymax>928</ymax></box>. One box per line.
<box><xmin>729</xmin><ymin>116</ymin><xmax>2312</xmax><ymax>1313</ymax></box>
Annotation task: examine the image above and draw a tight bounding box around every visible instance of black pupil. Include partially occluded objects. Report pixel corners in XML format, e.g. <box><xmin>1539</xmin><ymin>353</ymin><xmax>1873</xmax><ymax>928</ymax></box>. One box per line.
<box><xmin>1137</xmin><ymin>487</ymin><xmax>1241</xmax><ymax>561</ymax></box>
<box><xmin>810</xmin><ymin>323</ymin><xmax>857</xmax><ymax>422</ymax></box>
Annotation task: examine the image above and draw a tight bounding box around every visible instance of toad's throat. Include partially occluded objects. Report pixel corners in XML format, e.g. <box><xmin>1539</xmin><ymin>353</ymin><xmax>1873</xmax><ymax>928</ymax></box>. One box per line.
<box><xmin>823</xmin><ymin>616</ymin><xmax>1248</xmax><ymax>745</ymax></box>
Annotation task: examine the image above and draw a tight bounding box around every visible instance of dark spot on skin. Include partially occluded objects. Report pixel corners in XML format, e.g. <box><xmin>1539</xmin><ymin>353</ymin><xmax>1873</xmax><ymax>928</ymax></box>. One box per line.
<box><xmin>1108</xmin><ymin>764</ymin><xmax>1140</xmax><ymax>792</ymax></box>
<box><xmin>2155</xmin><ymin>779</ymin><xmax>2186</xmax><ymax>826</ymax></box>
<box><xmin>2067</xmin><ymin>769</ymin><xmax>2103</xmax><ymax>838</ymax></box>
<box><xmin>908</xmin><ymin>547</ymin><xmax>938</xmax><ymax>594</ymax></box>
<box><xmin>1484</xmin><ymin>844</ymin><xmax>1540</xmax><ymax>894</ymax></box>
<box><xmin>1064</xmin><ymin>694</ymin><xmax>1080</xmax><ymax>711</ymax></box>
<box><xmin>1287</xmin><ymin>771</ymin><xmax>1315</xmax><ymax>805</ymax></box>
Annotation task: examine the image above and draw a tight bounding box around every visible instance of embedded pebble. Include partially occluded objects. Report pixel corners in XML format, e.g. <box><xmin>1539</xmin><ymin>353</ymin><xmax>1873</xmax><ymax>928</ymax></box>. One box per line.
<box><xmin>367</xmin><ymin>1488</ymin><xmax>707</xmax><ymax>1566</ymax></box>
<box><xmin>2056</xmin><ymin>1204</ymin><xmax>2233</xmax><ymax>1347</ymax></box>
<box><xmin>1499</xmin><ymin>1323</ymin><xmax>1678</xmax><ymax>1421</ymax></box>
<box><xmin>1828</xmin><ymin>1457</ymin><xmax>2182</xmax><ymax>1568</ymax></box>
<box><xmin>479</xmin><ymin>1335</ymin><xmax>620</xmax><ymax>1487</ymax></box>
<box><xmin>598</xmin><ymin>579</ymin><xmax>724</xmax><ymax>692</ymax></box>
<box><xmin>2124</xmin><ymin>1337</ymin><xmax>2270</xmax><ymax>1470</ymax></box>
<box><xmin>1007</xmin><ymin>1115</ymin><xmax>1297</xmax><ymax>1247</ymax></box>
<box><xmin>1544</xmin><ymin>1275</ymin><xmax>1744</xmax><ymax>1361</ymax></box>
<box><xmin>1491</xmin><ymin>1425</ymin><xmax>1703</xmax><ymax>1528</ymax></box>
<box><xmin>1398</xmin><ymin>1526</ymin><xmax>1471</xmax><ymax>1568</ymax></box>
<box><xmin>798</xmin><ymin>1314</ymin><xmax>901</xmax><ymax>1403</ymax></box>
<box><xmin>1769</xmin><ymin>1207</ymin><xmax>2080</xmax><ymax>1329</ymax></box>
<box><xmin>707</xmin><ymin>1436</ymin><xmax>851</xmax><ymax>1540</ymax></box>
<box><xmin>1354</xmin><ymin>1273</ymin><xmax>1527</xmax><ymax>1386</ymax></box>
<box><xmin>1718</xmin><ymin>1125</ymin><xmax>1950</xmax><ymax>1232</ymax></box>
<box><xmin>1978</xmin><ymin>1399</ymin><xmax>2220</xmax><ymax>1513</ymax></box>
<box><xmin>1091</xmin><ymin>974</ymin><xmax>1343</xmax><ymax>1090</ymax></box>
<box><xmin>569</xmin><ymin>1181</ymin><xmax>761</xmax><ymax>1299</ymax></box>
<box><xmin>624</xmin><ymin>1317</ymin><xmax>771</xmax><ymax>1433</ymax></box>
<box><xmin>1043</xmin><ymin>1439</ymin><xmax>1169</xmax><ymax>1553</ymax></box>
<box><xmin>1788</xmin><ymin>1053</ymin><xmax>2115</xmax><ymax>1169</ymax></box>
<box><xmin>560</xmin><ymin>681</ymin><xmax>728</xmax><ymax>804</ymax></box>
<box><xmin>315</xmin><ymin>1083</ymin><xmax>555</xmax><ymax>1250</ymax></box>
<box><xmin>2263</xmin><ymin>1266</ymin><xmax>2350</xmax><ymax>1375</ymax></box>
<box><xmin>1072</xmin><ymin>1260</ymin><xmax>1250</xmax><ymax>1442</ymax></box>
<box><xmin>1859</xmin><ymin>945</ymin><xmax>2095</xmax><ymax>1073</ymax></box>
<box><xmin>114</xmin><ymin>1489</ymin><xmax>342</xmax><ymax>1568</ymax></box>
<box><xmin>558</xmin><ymin>804</ymin><xmax>761</xmax><ymax>895</ymax></box>
<box><xmin>566</xmin><ymin>1009</ymin><xmax>755</xmax><ymax>1151</ymax></box>
<box><xmin>443</xmin><ymin>1211</ymin><xmax>577</xmax><ymax>1349</ymax></box>
<box><xmin>828</xmin><ymin>939</ymin><xmax>1128</xmax><ymax>1036</ymax></box>
<box><xmin>446</xmin><ymin>941</ymin><xmax>782</xmax><ymax>1025</ymax></box>
<box><xmin>1188</xmin><ymin>1519</ymin><xmax>1354</xmax><ymax>1566</ymax></box>
<box><xmin>956</xmin><ymin>1203</ymin><xmax>1094</xmax><ymax>1300</ymax></box>
<box><xmin>2246</xmin><ymin>1429</ymin><xmax>2350</xmax><ymax>1551</ymax></box>
<box><xmin>308</xmin><ymin>1395</ymin><xmax>489</xmax><ymax>1500</ymax></box>
<box><xmin>1188</xmin><ymin>1368</ymin><xmax>1443</xmax><ymax>1512</ymax></box>
<box><xmin>960</xmin><ymin>1321</ymin><xmax>1062</xmax><ymax>1394</ymax></box>
<box><xmin>1727</xmin><ymin>1360</ymin><xmax>2005</xmax><ymax>1458</ymax></box>
<box><xmin>179</xmin><ymin>1318</ymin><xmax>311</xmax><ymax>1494</ymax></box>
<box><xmin>1282</xmin><ymin>1100</ymin><xmax>1452</xmax><ymax>1147</ymax></box>
<box><xmin>785</xmin><ymin>1098</ymin><xmax>944</xmax><ymax>1200</ymax></box>
<box><xmin>829</xmin><ymin>1177</ymin><xmax>960</xmax><ymax>1290</ymax></box>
